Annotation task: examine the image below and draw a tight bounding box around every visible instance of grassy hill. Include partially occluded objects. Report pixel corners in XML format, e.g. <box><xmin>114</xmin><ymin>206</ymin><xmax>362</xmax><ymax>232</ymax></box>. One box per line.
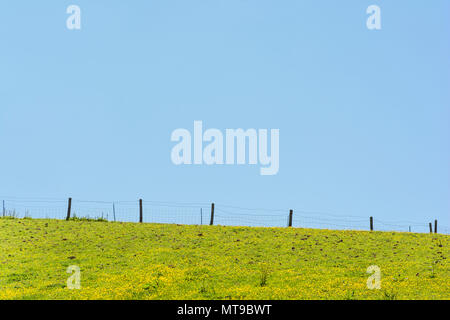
<box><xmin>0</xmin><ymin>217</ymin><xmax>448</xmax><ymax>300</ymax></box>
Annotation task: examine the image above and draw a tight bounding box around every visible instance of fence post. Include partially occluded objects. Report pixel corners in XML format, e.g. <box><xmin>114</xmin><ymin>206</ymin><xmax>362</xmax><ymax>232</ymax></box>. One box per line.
<box><xmin>200</xmin><ymin>208</ymin><xmax>203</xmax><ymax>225</ymax></box>
<box><xmin>370</xmin><ymin>216</ymin><xmax>373</xmax><ymax>231</ymax></box>
<box><xmin>210</xmin><ymin>203</ymin><xmax>215</xmax><ymax>225</ymax></box>
<box><xmin>288</xmin><ymin>209</ymin><xmax>293</xmax><ymax>227</ymax></box>
<box><xmin>434</xmin><ymin>220</ymin><xmax>437</xmax><ymax>234</ymax></box>
<box><xmin>113</xmin><ymin>202</ymin><xmax>116</xmax><ymax>222</ymax></box>
<box><xmin>2</xmin><ymin>200</ymin><xmax>5</xmax><ymax>217</ymax></box>
<box><xmin>429</xmin><ymin>223</ymin><xmax>433</xmax><ymax>234</ymax></box>
<box><xmin>66</xmin><ymin>198</ymin><xmax>72</xmax><ymax>220</ymax></box>
<box><xmin>139</xmin><ymin>199</ymin><xmax>143</xmax><ymax>223</ymax></box>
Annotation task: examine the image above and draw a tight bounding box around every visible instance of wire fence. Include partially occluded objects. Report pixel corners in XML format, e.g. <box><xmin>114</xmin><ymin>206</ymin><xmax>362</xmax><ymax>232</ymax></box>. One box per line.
<box><xmin>0</xmin><ymin>197</ymin><xmax>449</xmax><ymax>235</ymax></box>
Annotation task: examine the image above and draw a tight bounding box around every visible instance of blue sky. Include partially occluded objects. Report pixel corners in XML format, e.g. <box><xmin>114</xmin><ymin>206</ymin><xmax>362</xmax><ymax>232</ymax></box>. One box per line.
<box><xmin>0</xmin><ymin>1</ymin><xmax>449</xmax><ymax>228</ymax></box>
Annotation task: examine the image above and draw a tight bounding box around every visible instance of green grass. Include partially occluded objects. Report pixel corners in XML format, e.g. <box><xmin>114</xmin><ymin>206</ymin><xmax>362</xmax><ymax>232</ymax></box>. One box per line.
<box><xmin>0</xmin><ymin>218</ymin><xmax>448</xmax><ymax>300</ymax></box>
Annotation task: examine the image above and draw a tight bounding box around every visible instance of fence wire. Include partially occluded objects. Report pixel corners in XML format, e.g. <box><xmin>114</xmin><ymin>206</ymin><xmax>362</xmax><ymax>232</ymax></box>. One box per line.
<box><xmin>0</xmin><ymin>197</ymin><xmax>448</xmax><ymax>235</ymax></box>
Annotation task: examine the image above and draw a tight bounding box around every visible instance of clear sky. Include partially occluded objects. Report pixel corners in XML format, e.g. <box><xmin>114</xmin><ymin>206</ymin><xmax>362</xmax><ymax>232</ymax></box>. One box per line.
<box><xmin>0</xmin><ymin>1</ymin><xmax>449</xmax><ymax>228</ymax></box>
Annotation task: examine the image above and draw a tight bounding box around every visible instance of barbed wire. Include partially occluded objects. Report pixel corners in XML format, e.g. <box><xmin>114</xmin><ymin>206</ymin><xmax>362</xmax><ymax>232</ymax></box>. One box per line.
<box><xmin>0</xmin><ymin>197</ymin><xmax>448</xmax><ymax>234</ymax></box>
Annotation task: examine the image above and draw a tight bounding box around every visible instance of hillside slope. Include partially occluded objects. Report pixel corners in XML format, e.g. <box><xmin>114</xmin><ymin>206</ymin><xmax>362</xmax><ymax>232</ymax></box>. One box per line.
<box><xmin>0</xmin><ymin>218</ymin><xmax>448</xmax><ymax>300</ymax></box>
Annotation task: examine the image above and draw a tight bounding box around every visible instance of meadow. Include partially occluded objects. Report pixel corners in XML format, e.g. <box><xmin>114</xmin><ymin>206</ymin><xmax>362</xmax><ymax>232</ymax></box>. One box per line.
<box><xmin>0</xmin><ymin>217</ymin><xmax>448</xmax><ymax>300</ymax></box>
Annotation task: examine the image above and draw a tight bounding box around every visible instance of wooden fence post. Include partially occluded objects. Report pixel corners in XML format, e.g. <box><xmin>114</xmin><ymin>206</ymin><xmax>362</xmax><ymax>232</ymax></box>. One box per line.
<box><xmin>113</xmin><ymin>202</ymin><xmax>116</xmax><ymax>222</ymax></box>
<box><xmin>210</xmin><ymin>203</ymin><xmax>215</xmax><ymax>225</ymax></box>
<box><xmin>288</xmin><ymin>210</ymin><xmax>293</xmax><ymax>227</ymax></box>
<box><xmin>2</xmin><ymin>200</ymin><xmax>5</xmax><ymax>217</ymax></box>
<box><xmin>429</xmin><ymin>223</ymin><xmax>433</xmax><ymax>234</ymax></box>
<box><xmin>139</xmin><ymin>199</ymin><xmax>143</xmax><ymax>223</ymax></box>
<box><xmin>66</xmin><ymin>198</ymin><xmax>72</xmax><ymax>220</ymax></box>
<box><xmin>434</xmin><ymin>220</ymin><xmax>437</xmax><ymax>234</ymax></box>
<box><xmin>370</xmin><ymin>216</ymin><xmax>373</xmax><ymax>231</ymax></box>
